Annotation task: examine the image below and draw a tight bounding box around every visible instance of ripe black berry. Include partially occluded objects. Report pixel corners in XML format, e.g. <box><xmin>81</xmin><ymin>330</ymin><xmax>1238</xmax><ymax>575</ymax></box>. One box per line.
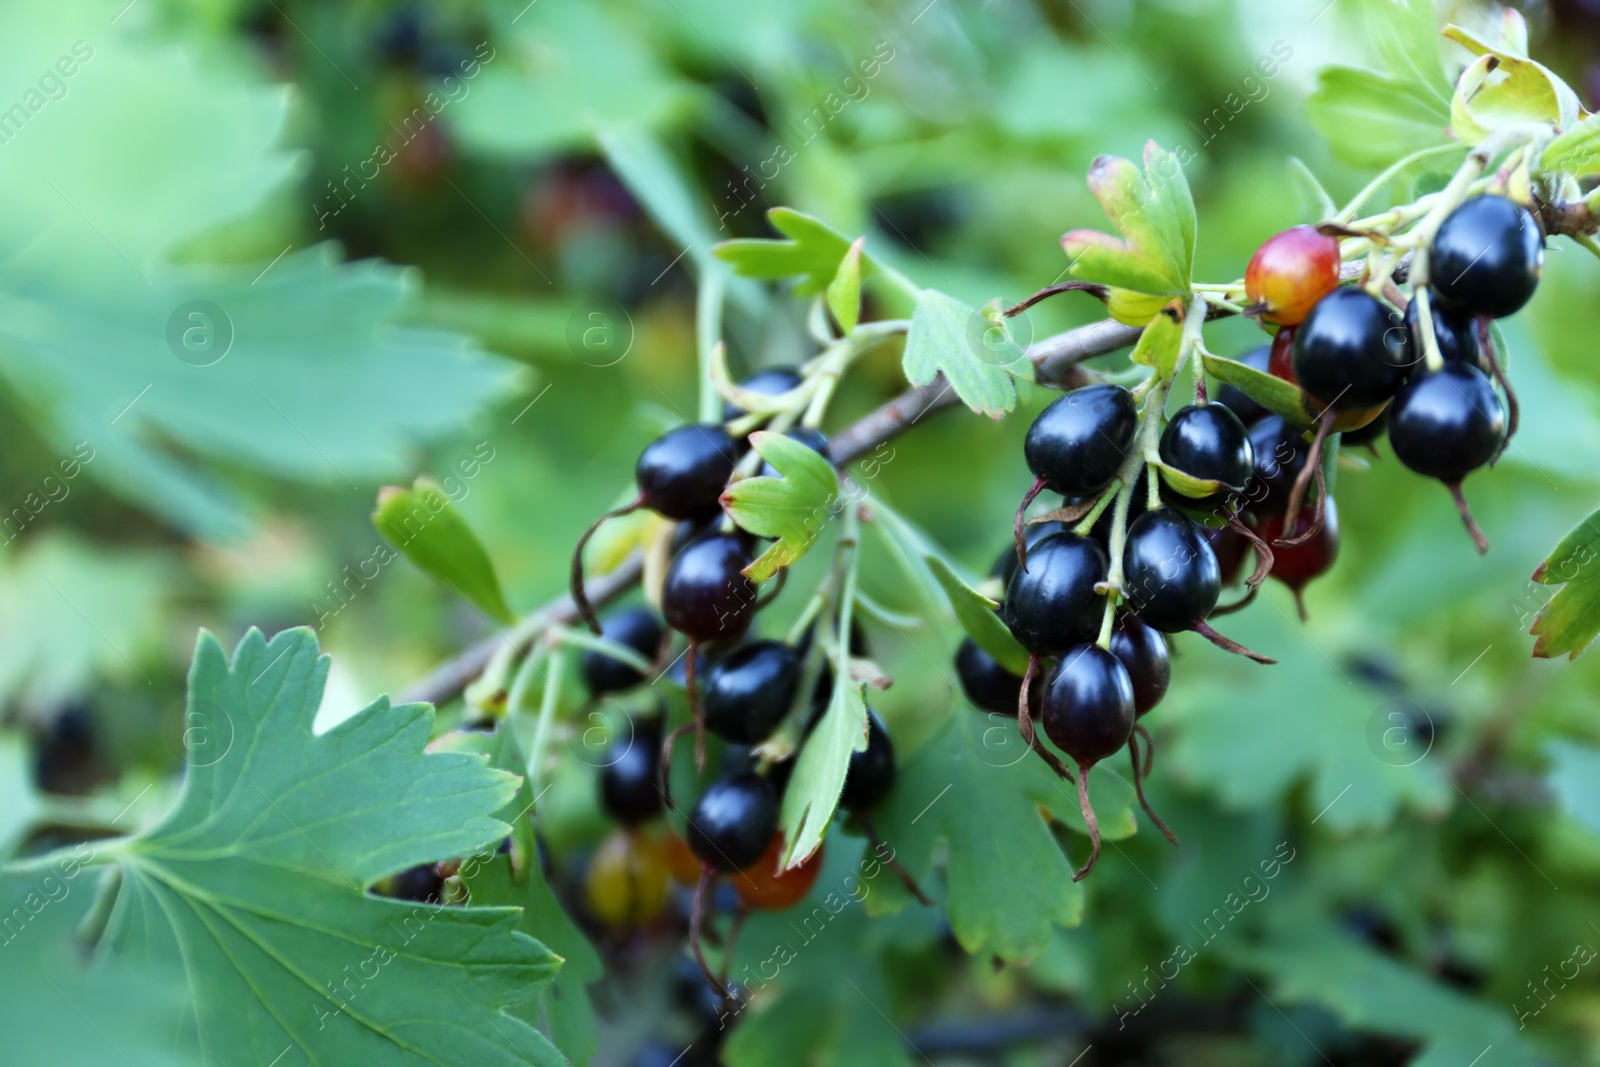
<box><xmin>600</xmin><ymin>719</ymin><xmax>664</xmax><ymax>825</ymax></box>
<box><xmin>955</xmin><ymin>638</ymin><xmax>1023</xmax><ymax>716</ymax></box>
<box><xmin>581</xmin><ymin>608</ymin><xmax>664</xmax><ymax>695</ymax></box>
<box><xmin>662</xmin><ymin>533</ymin><xmax>758</xmax><ymax>642</ymax></box>
<box><xmin>840</xmin><ymin>710</ymin><xmax>896</xmax><ymax>811</ymax></box>
<box><xmin>994</xmin><ymin>520</ymin><xmax>1064</xmax><ymax>589</ymax></box>
<box><xmin>1003</xmin><ymin>531</ymin><xmax>1110</xmax><ymax>655</ymax></box>
<box><xmin>1108</xmin><ymin>615</ymin><xmax>1170</xmax><ymax>718</ymax></box>
<box><xmin>384</xmin><ymin>863</ymin><xmax>444</xmax><ymax>903</ymax></box>
<box><xmin>1122</xmin><ymin>508</ymin><xmax>1220</xmax><ymax>633</ymax></box>
<box><xmin>1429</xmin><ymin>195</ymin><xmax>1543</xmax><ymax>319</ymax></box>
<box><xmin>686</xmin><ymin>773</ymin><xmax>778</xmax><ymax>871</ymax></box>
<box><xmin>1404</xmin><ymin>289</ymin><xmax>1479</xmax><ymax>368</ymax></box>
<box><xmin>702</xmin><ymin>640</ymin><xmax>801</xmax><ymax>744</ymax></box>
<box><xmin>1340</xmin><ymin>407</ymin><xmax>1388</xmax><ymax>449</ymax></box>
<box><xmin>1024</xmin><ymin>384</ymin><xmax>1138</xmax><ymax>496</ymax></box>
<box><xmin>1039</xmin><ymin>645</ymin><xmax>1135</xmax><ymax>767</ymax></box>
<box><xmin>1216</xmin><ymin>343</ymin><xmax>1272</xmax><ymax>425</ymax></box>
<box><xmin>724</xmin><ymin>365</ymin><xmax>803</xmax><ymax>419</ymax></box>
<box><xmin>1158</xmin><ymin>402</ymin><xmax>1254</xmax><ymax>503</ymax></box>
<box><xmin>636</xmin><ymin>424</ymin><xmax>739</xmax><ymax>521</ymax></box>
<box><xmin>1291</xmin><ymin>288</ymin><xmax>1408</xmax><ymax>410</ymax></box>
<box><xmin>1245</xmin><ymin>415</ymin><xmax>1309</xmax><ymax>513</ymax></box>
<box><xmin>1387</xmin><ymin>363</ymin><xmax>1505</xmax><ymax>484</ymax></box>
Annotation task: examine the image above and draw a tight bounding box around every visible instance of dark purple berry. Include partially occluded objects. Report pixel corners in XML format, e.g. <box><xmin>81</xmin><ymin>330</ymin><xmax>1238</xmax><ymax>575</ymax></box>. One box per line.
<box><xmin>1291</xmin><ymin>288</ymin><xmax>1408</xmax><ymax>410</ymax></box>
<box><xmin>840</xmin><ymin>710</ymin><xmax>895</xmax><ymax>811</ymax></box>
<box><xmin>702</xmin><ymin>641</ymin><xmax>801</xmax><ymax>744</ymax></box>
<box><xmin>662</xmin><ymin>533</ymin><xmax>758</xmax><ymax>641</ymax></box>
<box><xmin>686</xmin><ymin>773</ymin><xmax>778</xmax><ymax>871</ymax></box>
<box><xmin>1387</xmin><ymin>363</ymin><xmax>1505</xmax><ymax>483</ymax></box>
<box><xmin>1024</xmin><ymin>384</ymin><xmax>1138</xmax><ymax>496</ymax></box>
<box><xmin>1039</xmin><ymin>645</ymin><xmax>1135</xmax><ymax>766</ymax></box>
<box><xmin>1108</xmin><ymin>615</ymin><xmax>1170</xmax><ymax>718</ymax></box>
<box><xmin>580</xmin><ymin>608</ymin><xmax>664</xmax><ymax>695</ymax></box>
<box><xmin>1003</xmin><ymin>532</ymin><xmax>1109</xmax><ymax>655</ymax></box>
<box><xmin>955</xmin><ymin>638</ymin><xmax>1023</xmax><ymax>716</ymax></box>
<box><xmin>1429</xmin><ymin>195</ymin><xmax>1543</xmax><ymax>319</ymax></box>
<box><xmin>1122</xmin><ymin>507</ymin><xmax>1220</xmax><ymax>633</ymax></box>
<box><xmin>599</xmin><ymin>719</ymin><xmax>664</xmax><ymax>825</ymax></box>
<box><xmin>637</xmin><ymin>425</ymin><xmax>739</xmax><ymax>521</ymax></box>
<box><xmin>1158</xmin><ymin>402</ymin><xmax>1254</xmax><ymax>505</ymax></box>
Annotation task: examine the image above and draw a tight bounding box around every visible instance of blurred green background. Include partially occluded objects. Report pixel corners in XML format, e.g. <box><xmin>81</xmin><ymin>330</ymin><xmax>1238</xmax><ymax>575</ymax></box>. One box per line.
<box><xmin>5</xmin><ymin>0</ymin><xmax>1600</xmax><ymax>1064</ymax></box>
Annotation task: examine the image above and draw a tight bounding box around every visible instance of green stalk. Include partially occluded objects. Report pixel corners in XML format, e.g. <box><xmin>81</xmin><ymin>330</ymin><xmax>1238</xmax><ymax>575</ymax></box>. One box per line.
<box><xmin>696</xmin><ymin>271</ymin><xmax>725</xmax><ymax>424</ymax></box>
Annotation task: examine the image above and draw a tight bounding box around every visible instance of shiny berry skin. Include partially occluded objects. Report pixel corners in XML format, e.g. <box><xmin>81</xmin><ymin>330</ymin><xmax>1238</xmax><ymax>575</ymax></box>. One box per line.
<box><xmin>955</xmin><ymin>638</ymin><xmax>1023</xmax><ymax>716</ymax></box>
<box><xmin>1003</xmin><ymin>531</ymin><xmax>1110</xmax><ymax>655</ymax></box>
<box><xmin>384</xmin><ymin>863</ymin><xmax>444</xmax><ymax>903</ymax></box>
<box><xmin>724</xmin><ymin>365</ymin><xmax>803</xmax><ymax>419</ymax></box>
<box><xmin>1429</xmin><ymin>195</ymin><xmax>1543</xmax><ymax>319</ymax></box>
<box><xmin>1108</xmin><ymin>615</ymin><xmax>1170</xmax><ymax>718</ymax></box>
<box><xmin>581</xmin><ymin>608</ymin><xmax>664</xmax><ymax>695</ymax></box>
<box><xmin>759</xmin><ymin>426</ymin><xmax>831</xmax><ymax>479</ymax></box>
<box><xmin>1122</xmin><ymin>508</ymin><xmax>1220</xmax><ymax>633</ymax></box>
<box><xmin>733</xmin><ymin>835</ymin><xmax>824</xmax><ymax>910</ymax></box>
<box><xmin>841</xmin><ymin>710</ymin><xmax>896</xmax><ymax>811</ymax></box>
<box><xmin>1039</xmin><ymin>645</ymin><xmax>1136</xmax><ymax>766</ymax></box>
<box><xmin>1260</xmin><ymin>497</ymin><xmax>1341</xmax><ymax>593</ymax></box>
<box><xmin>1158</xmin><ymin>403</ymin><xmax>1254</xmax><ymax>501</ymax></box>
<box><xmin>1216</xmin><ymin>343</ymin><xmax>1272</xmax><ymax>424</ymax></box>
<box><xmin>585</xmin><ymin>829</ymin><xmax>670</xmax><ymax>928</ymax></box>
<box><xmin>1024</xmin><ymin>384</ymin><xmax>1138</xmax><ymax>496</ymax></box>
<box><xmin>662</xmin><ymin>533</ymin><xmax>758</xmax><ymax>641</ymax></box>
<box><xmin>1291</xmin><ymin>288</ymin><xmax>1408</xmax><ymax>410</ymax></box>
<box><xmin>599</xmin><ymin>720</ymin><xmax>664</xmax><ymax>825</ymax></box>
<box><xmin>702</xmin><ymin>640</ymin><xmax>801</xmax><ymax>744</ymax></box>
<box><xmin>1245</xmin><ymin>415</ymin><xmax>1309</xmax><ymax>512</ymax></box>
<box><xmin>1246</xmin><ymin>225</ymin><xmax>1342</xmax><ymax>326</ymax></box>
<box><xmin>1387</xmin><ymin>363</ymin><xmax>1505</xmax><ymax>483</ymax></box>
<box><xmin>993</xmin><ymin>520</ymin><xmax>1064</xmax><ymax>588</ymax></box>
<box><xmin>636</xmin><ymin>424</ymin><xmax>739</xmax><ymax>521</ymax></box>
<box><xmin>686</xmin><ymin>773</ymin><xmax>779</xmax><ymax>871</ymax></box>
<box><xmin>1404</xmin><ymin>290</ymin><xmax>1479</xmax><ymax>369</ymax></box>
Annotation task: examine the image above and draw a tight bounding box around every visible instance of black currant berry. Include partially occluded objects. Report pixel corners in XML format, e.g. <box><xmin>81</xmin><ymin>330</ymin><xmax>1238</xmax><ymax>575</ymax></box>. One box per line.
<box><xmin>1216</xmin><ymin>343</ymin><xmax>1272</xmax><ymax>425</ymax></box>
<box><xmin>759</xmin><ymin>426</ymin><xmax>831</xmax><ymax>479</ymax></box>
<box><xmin>1122</xmin><ymin>508</ymin><xmax>1220</xmax><ymax>633</ymax></box>
<box><xmin>1158</xmin><ymin>403</ymin><xmax>1254</xmax><ymax>503</ymax></box>
<box><xmin>993</xmin><ymin>520</ymin><xmax>1064</xmax><ymax>589</ymax></box>
<box><xmin>1259</xmin><ymin>498</ymin><xmax>1341</xmax><ymax>620</ymax></box>
<box><xmin>1039</xmin><ymin>645</ymin><xmax>1135</xmax><ymax>767</ymax></box>
<box><xmin>840</xmin><ymin>710</ymin><xmax>895</xmax><ymax>811</ymax></box>
<box><xmin>636</xmin><ymin>425</ymin><xmax>739</xmax><ymax>521</ymax></box>
<box><xmin>1003</xmin><ymin>532</ymin><xmax>1110</xmax><ymax>655</ymax></box>
<box><xmin>662</xmin><ymin>533</ymin><xmax>758</xmax><ymax>641</ymax></box>
<box><xmin>1429</xmin><ymin>195</ymin><xmax>1543</xmax><ymax>319</ymax></box>
<box><xmin>1404</xmin><ymin>290</ymin><xmax>1479</xmax><ymax>368</ymax></box>
<box><xmin>1387</xmin><ymin>363</ymin><xmax>1505</xmax><ymax>483</ymax></box>
<box><xmin>581</xmin><ymin>608</ymin><xmax>664</xmax><ymax>695</ymax></box>
<box><xmin>1290</xmin><ymin>288</ymin><xmax>1408</xmax><ymax>409</ymax></box>
<box><xmin>1108</xmin><ymin>615</ymin><xmax>1170</xmax><ymax>718</ymax></box>
<box><xmin>955</xmin><ymin>638</ymin><xmax>1023</xmax><ymax>716</ymax></box>
<box><xmin>686</xmin><ymin>773</ymin><xmax>778</xmax><ymax>871</ymax></box>
<box><xmin>600</xmin><ymin>719</ymin><xmax>664</xmax><ymax>825</ymax></box>
<box><xmin>723</xmin><ymin>365</ymin><xmax>803</xmax><ymax>419</ymax></box>
<box><xmin>702</xmin><ymin>640</ymin><xmax>801</xmax><ymax>744</ymax></box>
<box><xmin>384</xmin><ymin>863</ymin><xmax>445</xmax><ymax>903</ymax></box>
<box><xmin>1245</xmin><ymin>415</ymin><xmax>1309</xmax><ymax>512</ymax></box>
<box><xmin>1024</xmin><ymin>384</ymin><xmax>1138</xmax><ymax>496</ymax></box>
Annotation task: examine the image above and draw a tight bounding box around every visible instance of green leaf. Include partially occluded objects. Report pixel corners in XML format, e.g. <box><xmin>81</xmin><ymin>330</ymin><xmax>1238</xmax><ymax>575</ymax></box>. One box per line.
<box><xmin>779</xmin><ymin>678</ymin><xmax>868</xmax><ymax>869</ymax></box>
<box><xmin>827</xmin><ymin>237</ymin><xmax>865</xmax><ymax>335</ymax></box>
<box><xmin>1202</xmin><ymin>351</ymin><xmax>1319</xmax><ymax>427</ymax></box>
<box><xmin>1308</xmin><ymin>68</ymin><xmax>1452</xmax><ymax>169</ymax></box>
<box><xmin>0</xmin><ymin>737</ymin><xmax>43</xmax><ymax>858</ymax></box>
<box><xmin>1060</xmin><ymin>142</ymin><xmax>1195</xmax><ymax>297</ymax></box>
<box><xmin>95</xmin><ymin>628</ymin><xmax>568</xmax><ymax>1067</ymax></box>
<box><xmin>1529</xmin><ymin>507</ymin><xmax>1600</xmax><ymax>659</ymax></box>
<box><xmin>714</xmin><ymin>208</ymin><xmax>876</xmax><ymax>296</ymax></box>
<box><xmin>0</xmin><ymin>532</ymin><xmax>170</xmax><ymax>710</ymax></box>
<box><xmin>374</xmin><ymin>477</ymin><xmax>516</xmax><ymax>626</ymax></box>
<box><xmin>1541</xmin><ymin>114</ymin><xmax>1600</xmax><ymax>178</ymax></box>
<box><xmin>1</xmin><ymin>872</ymin><xmax>200</xmax><ymax>1067</ymax></box>
<box><xmin>857</xmin><ymin>714</ymin><xmax>1136</xmax><ymax>962</ymax></box>
<box><xmin>1547</xmin><ymin>740</ymin><xmax>1600</xmax><ymax>836</ymax></box>
<box><xmin>0</xmin><ymin>8</ymin><xmax>517</xmax><ymax>537</ymax></box>
<box><xmin>722</xmin><ymin>432</ymin><xmax>841</xmax><ymax>582</ymax></box>
<box><xmin>901</xmin><ymin>289</ymin><xmax>1025</xmax><ymax>419</ymax></box>
<box><xmin>923</xmin><ymin>556</ymin><xmax>1029</xmax><ymax>676</ymax></box>
<box><xmin>1128</xmin><ymin>302</ymin><xmax>1185</xmax><ymax>380</ymax></box>
<box><xmin>1165</xmin><ymin>611</ymin><xmax>1452</xmax><ymax>832</ymax></box>
<box><xmin>1444</xmin><ymin>16</ymin><xmax>1583</xmax><ymax>143</ymax></box>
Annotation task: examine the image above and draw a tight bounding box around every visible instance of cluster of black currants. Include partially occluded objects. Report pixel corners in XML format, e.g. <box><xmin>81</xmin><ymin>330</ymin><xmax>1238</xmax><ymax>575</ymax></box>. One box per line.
<box><xmin>1282</xmin><ymin>194</ymin><xmax>1537</xmax><ymax>554</ymax></box>
<box><xmin>571</xmin><ymin>368</ymin><xmax>918</xmax><ymax>998</ymax></box>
